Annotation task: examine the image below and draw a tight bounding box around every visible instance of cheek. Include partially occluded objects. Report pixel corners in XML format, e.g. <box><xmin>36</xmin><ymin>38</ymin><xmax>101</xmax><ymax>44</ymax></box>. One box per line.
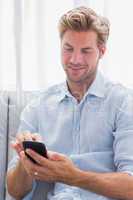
<box><xmin>86</xmin><ymin>53</ymin><xmax>99</xmax><ymax>65</ymax></box>
<box><xmin>62</xmin><ymin>53</ymin><xmax>71</xmax><ymax>64</ymax></box>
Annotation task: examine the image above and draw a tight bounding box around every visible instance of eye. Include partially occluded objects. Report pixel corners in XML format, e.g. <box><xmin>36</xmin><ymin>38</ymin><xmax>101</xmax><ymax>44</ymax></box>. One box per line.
<box><xmin>64</xmin><ymin>47</ymin><xmax>73</xmax><ymax>52</ymax></box>
<box><xmin>82</xmin><ymin>50</ymin><xmax>89</xmax><ymax>54</ymax></box>
<box><xmin>82</xmin><ymin>48</ymin><xmax>93</xmax><ymax>54</ymax></box>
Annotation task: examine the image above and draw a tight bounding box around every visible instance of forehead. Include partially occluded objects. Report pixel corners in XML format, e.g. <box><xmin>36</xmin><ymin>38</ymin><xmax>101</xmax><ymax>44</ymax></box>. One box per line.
<box><xmin>61</xmin><ymin>30</ymin><xmax>98</xmax><ymax>47</ymax></box>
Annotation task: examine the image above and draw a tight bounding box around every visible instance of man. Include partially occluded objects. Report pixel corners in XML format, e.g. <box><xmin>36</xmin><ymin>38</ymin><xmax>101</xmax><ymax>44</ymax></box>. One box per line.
<box><xmin>7</xmin><ymin>6</ymin><xmax>133</xmax><ymax>200</ymax></box>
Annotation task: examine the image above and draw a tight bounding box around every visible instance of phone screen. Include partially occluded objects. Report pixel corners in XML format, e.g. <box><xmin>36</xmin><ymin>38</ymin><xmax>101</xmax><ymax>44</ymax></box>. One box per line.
<box><xmin>23</xmin><ymin>141</ymin><xmax>48</xmax><ymax>163</ymax></box>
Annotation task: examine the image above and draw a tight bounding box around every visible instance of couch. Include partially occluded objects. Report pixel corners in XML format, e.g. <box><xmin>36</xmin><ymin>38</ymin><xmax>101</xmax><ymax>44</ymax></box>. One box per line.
<box><xmin>0</xmin><ymin>91</ymin><xmax>53</xmax><ymax>200</ymax></box>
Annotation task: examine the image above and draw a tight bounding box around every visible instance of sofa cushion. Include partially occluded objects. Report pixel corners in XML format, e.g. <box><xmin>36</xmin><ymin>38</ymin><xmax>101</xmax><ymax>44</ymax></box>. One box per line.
<box><xmin>0</xmin><ymin>92</ymin><xmax>8</xmax><ymax>200</ymax></box>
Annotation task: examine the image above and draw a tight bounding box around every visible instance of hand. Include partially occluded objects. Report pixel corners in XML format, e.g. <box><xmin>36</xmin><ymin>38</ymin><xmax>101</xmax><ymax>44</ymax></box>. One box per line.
<box><xmin>11</xmin><ymin>131</ymin><xmax>42</xmax><ymax>157</ymax></box>
<box><xmin>19</xmin><ymin>149</ymin><xmax>79</xmax><ymax>185</ymax></box>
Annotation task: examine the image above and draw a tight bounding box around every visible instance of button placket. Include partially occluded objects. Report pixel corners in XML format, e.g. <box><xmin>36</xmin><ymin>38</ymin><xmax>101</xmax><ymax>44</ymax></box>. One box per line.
<box><xmin>73</xmin><ymin>104</ymin><xmax>80</xmax><ymax>154</ymax></box>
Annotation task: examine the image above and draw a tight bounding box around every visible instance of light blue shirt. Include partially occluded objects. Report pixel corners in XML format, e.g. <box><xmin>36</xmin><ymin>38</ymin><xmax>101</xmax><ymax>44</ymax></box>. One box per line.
<box><xmin>9</xmin><ymin>71</ymin><xmax>133</xmax><ymax>200</ymax></box>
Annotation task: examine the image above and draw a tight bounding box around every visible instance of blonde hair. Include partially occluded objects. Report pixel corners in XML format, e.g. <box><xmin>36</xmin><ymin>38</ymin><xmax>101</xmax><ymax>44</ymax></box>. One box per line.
<box><xmin>58</xmin><ymin>6</ymin><xmax>110</xmax><ymax>45</ymax></box>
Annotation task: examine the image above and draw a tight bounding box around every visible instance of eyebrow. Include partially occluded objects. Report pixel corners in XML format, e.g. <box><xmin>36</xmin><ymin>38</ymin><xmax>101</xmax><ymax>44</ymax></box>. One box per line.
<box><xmin>63</xmin><ymin>43</ymin><xmax>73</xmax><ymax>48</ymax></box>
<box><xmin>63</xmin><ymin>43</ymin><xmax>93</xmax><ymax>50</ymax></box>
<box><xmin>82</xmin><ymin>47</ymin><xmax>93</xmax><ymax>50</ymax></box>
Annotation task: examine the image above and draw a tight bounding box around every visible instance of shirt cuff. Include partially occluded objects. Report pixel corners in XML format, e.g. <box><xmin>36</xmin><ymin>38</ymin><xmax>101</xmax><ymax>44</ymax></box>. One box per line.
<box><xmin>22</xmin><ymin>180</ymin><xmax>37</xmax><ymax>200</ymax></box>
<box><xmin>121</xmin><ymin>171</ymin><xmax>133</xmax><ymax>176</ymax></box>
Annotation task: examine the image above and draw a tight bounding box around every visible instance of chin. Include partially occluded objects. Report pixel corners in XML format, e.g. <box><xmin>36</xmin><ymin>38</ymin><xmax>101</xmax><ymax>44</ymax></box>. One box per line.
<box><xmin>68</xmin><ymin>76</ymin><xmax>84</xmax><ymax>83</ymax></box>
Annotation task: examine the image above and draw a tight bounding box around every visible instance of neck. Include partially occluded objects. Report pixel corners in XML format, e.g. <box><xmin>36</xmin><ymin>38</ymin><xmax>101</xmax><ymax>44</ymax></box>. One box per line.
<box><xmin>67</xmin><ymin>74</ymin><xmax>96</xmax><ymax>102</ymax></box>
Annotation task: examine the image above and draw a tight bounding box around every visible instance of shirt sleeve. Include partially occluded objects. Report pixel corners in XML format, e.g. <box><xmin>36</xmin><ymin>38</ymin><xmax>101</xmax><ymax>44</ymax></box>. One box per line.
<box><xmin>113</xmin><ymin>91</ymin><xmax>133</xmax><ymax>175</ymax></box>
<box><xmin>22</xmin><ymin>180</ymin><xmax>37</xmax><ymax>200</ymax></box>
<box><xmin>18</xmin><ymin>99</ymin><xmax>39</xmax><ymax>133</ymax></box>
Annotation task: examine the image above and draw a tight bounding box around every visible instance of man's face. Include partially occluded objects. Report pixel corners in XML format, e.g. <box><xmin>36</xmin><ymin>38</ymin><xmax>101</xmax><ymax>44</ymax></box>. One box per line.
<box><xmin>61</xmin><ymin>30</ymin><xmax>105</xmax><ymax>84</ymax></box>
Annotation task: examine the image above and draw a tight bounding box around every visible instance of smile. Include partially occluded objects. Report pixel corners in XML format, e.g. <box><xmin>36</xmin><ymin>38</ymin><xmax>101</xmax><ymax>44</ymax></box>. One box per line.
<box><xmin>69</xmin><ymin>67</ymin><xmax>85</xmax><ymax>70</ymax></box>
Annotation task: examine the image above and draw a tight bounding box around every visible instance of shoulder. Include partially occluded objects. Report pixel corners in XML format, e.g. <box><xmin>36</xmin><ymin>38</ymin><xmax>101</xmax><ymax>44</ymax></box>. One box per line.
<box><xmin>23</xmin><ymin>82</ymin><xmax>65</xmax><ymax>111</ymax></box>
<box><xmin>104</xmin><ymin>79</ymin><xmax>133</xmax><ymax>115</ymax></box>
<box><xmin>104</xmin><ymin>76</ymin><xmax>131</xmax><ymax>103</ymax></box>
<box><xmin>39</xmin><ymin>82</ymin><xmax>65</xmax><ymax>104</ymax></box>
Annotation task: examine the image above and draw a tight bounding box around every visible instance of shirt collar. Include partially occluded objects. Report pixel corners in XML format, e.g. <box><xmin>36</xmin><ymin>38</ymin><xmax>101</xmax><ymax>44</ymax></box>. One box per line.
<box><xmin>86</xmin><ymin>71</ymin><xmax>106</xmax><ymax>98</ymax></box>
<box><xmin>59</xmin><ymin>70</ymin><xmax>106</xmax><ymax>102</ymax></box>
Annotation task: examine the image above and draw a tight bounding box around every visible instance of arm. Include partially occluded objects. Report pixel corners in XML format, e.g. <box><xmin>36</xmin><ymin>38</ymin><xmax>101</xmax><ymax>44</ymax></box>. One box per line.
<box><xmin>69</xmin><ymin>169</ymin><xmax>133</xmax><ymax>200</ymax></box>
<box><xmin>7</xmin><ymin>160</ymin><xmax>33</xmax><ymax>199</ymax></box>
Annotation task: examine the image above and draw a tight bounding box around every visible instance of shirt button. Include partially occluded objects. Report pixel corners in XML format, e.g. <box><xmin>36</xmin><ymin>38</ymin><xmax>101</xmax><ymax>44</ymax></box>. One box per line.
<box><xmin>76</xmin><ymin>125</ymin><xmax>80</xmax><ymax>131</ymax></box>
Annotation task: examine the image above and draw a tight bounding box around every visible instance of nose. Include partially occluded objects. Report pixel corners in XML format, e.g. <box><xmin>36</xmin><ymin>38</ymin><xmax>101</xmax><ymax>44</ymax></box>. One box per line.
<box><xmin>70</xmin><ymin>51</ymin><xmax>83</xmax><ymax>65</ymax></box>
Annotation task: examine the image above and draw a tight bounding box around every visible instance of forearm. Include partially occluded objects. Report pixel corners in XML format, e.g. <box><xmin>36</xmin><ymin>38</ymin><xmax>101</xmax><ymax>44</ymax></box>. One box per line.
<box><xmin>68</xmin><ymin>169</ymin><xmax>133</xmax><ymax>200</ymax></box>
<box><xmin>7</xmin><ymin>160</ymin><xmax>33</xmax><ymax>199</ymax></box>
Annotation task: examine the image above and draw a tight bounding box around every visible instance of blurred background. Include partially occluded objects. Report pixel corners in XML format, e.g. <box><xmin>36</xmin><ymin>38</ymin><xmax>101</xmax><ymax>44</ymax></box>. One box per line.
<box><xmin>0</xmin><ymin>0</ymin><xmax>132</xmax><ymax>92</ymax></box>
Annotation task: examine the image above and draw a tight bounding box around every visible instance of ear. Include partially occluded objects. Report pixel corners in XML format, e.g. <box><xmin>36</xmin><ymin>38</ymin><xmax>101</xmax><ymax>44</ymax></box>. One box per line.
<box><xmin>98</xmin><ymin>45</ymin><xmax>106</xmax><ymax>59</ymax></box>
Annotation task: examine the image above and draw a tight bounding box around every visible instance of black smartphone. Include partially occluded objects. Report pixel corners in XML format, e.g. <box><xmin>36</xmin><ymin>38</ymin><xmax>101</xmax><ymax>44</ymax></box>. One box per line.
<box><xmin>22</xmin><ymin>141</ymin><xmax>48</xmax><ymax>163</ymax></box>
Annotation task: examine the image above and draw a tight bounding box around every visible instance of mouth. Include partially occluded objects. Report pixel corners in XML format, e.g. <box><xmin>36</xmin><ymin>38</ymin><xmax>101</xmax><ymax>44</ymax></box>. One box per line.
<box><xmin>68</xmin><ymin>67</ymin><xmax>85</xmax><ymax>71</ymax></box>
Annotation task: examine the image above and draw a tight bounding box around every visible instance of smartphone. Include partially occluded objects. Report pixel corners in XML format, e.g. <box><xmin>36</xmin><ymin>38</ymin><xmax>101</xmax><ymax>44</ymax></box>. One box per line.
<box><xmin>22</xmin><ymin>141</ymin><xmax>48</xmax><ymax>163</ymax></box>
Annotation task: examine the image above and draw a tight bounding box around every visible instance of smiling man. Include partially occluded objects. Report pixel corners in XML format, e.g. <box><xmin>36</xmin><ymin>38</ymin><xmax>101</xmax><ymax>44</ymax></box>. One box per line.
<box><xmin>7</xmin><ymin>6</ymin><xmax>133</xmax><ymax>200</ymax></box>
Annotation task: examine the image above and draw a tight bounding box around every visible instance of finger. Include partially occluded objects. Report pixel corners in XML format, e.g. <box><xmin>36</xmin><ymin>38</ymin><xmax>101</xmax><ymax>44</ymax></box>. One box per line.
<box><xmin>16</xmin><ymin>131</ymin><xmax>32</xmax><ymax>142</ymax></box>
<box><xmin>32</xmin><ymin>133</ymin><xmax>42</xmax><ymax>141</ymax></box>
<box><xmin>48</xmin><ymin>151</ymin><xmax>66</xmax><ymax>161</ymax></box>
<box><xmin>22</xmin><ymin>131</ymin><xmax>33</xmax><ymax>141</ymax></box>
<box><xmin>19</xmin><ymin>151</ymin><xmax>37</xmax><ymax>172</ymax></box>
<box><xmin>20</xmin><ymin>150</ymin><xmax>31</xmax><ymax>162</ymax></box>
<box><xmin>15</xmin><ymin>133</ymin><xmax>25</xmax><ymax>150</ymax></box>
<box><xmin>16</xmin><ymin>131</ymin><xmax>33</xmax><ymax>151</ymax></box>
<box><xmin>19</xmin><ymin>151</ymin><xmax>45</xmax><ymax>179</ymax></box>
<box><xmin>11</xmin><ymin>140</ymin><xmax>23</xmax><ymax>154</ymax></box>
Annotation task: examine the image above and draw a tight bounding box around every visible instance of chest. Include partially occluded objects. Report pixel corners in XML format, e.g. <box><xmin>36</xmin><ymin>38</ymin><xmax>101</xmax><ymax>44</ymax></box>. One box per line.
<box><xmin>38</xmin><ymin>98</ymin><xmax>115</xmax><ymax>154</ymax></box>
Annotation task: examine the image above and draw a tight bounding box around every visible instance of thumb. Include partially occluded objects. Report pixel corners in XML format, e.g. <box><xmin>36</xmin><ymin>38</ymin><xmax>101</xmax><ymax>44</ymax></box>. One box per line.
<box><xmin>48</xmin><ymin>151</ymin><xmax>65</xmax><ymax>161</ymax></box>
<box><xmin>10</xmin><ymin>140</ymin><xmax>22</xmax><ymax>154</ymax></box>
